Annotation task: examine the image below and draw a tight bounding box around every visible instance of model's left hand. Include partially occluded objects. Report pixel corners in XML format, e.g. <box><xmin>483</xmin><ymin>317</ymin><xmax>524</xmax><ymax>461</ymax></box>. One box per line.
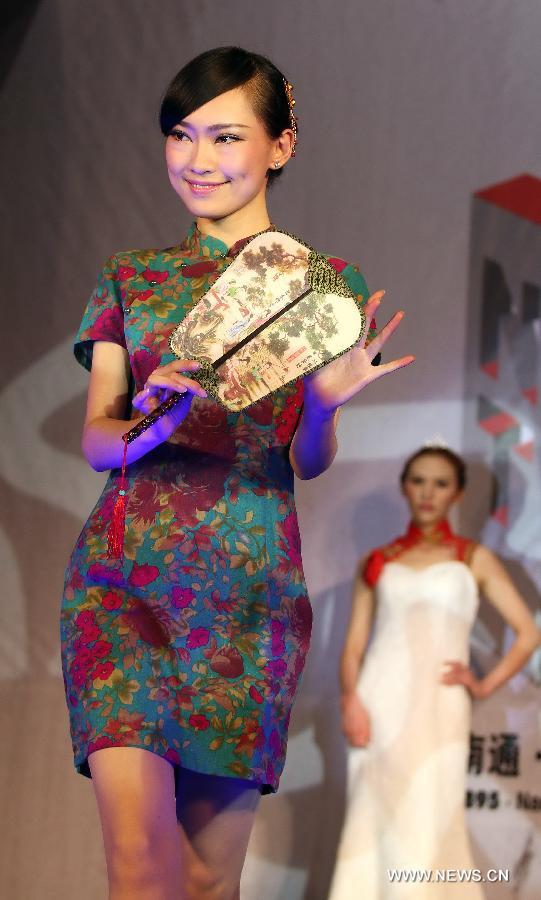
<box><xmin>441</xmin><ymin>660</ymin><xmax>487</xmax><ymax>699</ymax></box>
<box><xmin>303</xmin><ymin>292</ymin><xmax>415</xmax><ymax>414</ymax></box>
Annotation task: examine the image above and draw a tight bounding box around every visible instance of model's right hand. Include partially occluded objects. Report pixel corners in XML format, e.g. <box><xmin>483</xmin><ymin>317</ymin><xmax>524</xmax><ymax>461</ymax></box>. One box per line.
<box><xmin>341</xmin><ymin>693</ymin><xmax>371</xmax><ymax>747</ymax></box>
<box><xmin>132</xmin><ymin>359</ymin><xmax>207</xmax><ymax>415</ymax></box>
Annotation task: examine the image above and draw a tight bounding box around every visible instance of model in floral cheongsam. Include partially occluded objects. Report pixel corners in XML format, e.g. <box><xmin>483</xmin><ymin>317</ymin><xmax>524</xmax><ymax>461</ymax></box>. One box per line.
<box><xmin>61</xmin><ymin>223</ymin><xmax>370</xmax><ymax>793</ymax></box>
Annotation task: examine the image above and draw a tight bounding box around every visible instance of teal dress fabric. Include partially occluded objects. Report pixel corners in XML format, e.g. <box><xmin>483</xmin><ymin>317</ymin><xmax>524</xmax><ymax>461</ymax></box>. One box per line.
<box><xmin>61</xmin><ymin>224</ymin><xmax>370</xmax><ymax>793</ymax></box>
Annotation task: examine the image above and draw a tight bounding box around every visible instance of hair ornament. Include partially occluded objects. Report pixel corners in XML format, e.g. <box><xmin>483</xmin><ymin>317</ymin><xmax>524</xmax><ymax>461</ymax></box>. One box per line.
<box><xmin>423</xmin><ymin>435</ymin><xmax>450</xmax><ymax>449</ymax></box>
<box><xmin>283</xmin><ymin>78</ymin><xmax>298</xmax><ymax>156</ymax></box>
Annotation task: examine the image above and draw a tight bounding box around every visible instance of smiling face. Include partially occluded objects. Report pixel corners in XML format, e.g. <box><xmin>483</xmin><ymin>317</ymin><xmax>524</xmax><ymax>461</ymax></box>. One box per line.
<box><xmin>165</xmin><ymin>86</ymin><xmax>291</xmax><ymax>236</ymax></box>
<box><xmin>402</xmin><ymin>453</ymin><xmax>462</xmax><ymax>527</ymax></box>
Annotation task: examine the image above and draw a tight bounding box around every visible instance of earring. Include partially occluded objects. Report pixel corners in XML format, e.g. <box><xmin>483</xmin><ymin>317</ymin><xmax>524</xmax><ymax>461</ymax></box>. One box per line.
<box><xmin>274</xmin><ymin>161</ymin><xmax>281</xmax><ymax>169</ymax></box>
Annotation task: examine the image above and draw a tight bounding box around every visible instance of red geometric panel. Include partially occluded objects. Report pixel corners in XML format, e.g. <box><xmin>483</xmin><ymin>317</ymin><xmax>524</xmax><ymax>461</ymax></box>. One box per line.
<box><xmin>475</xmin><ymin>174</ymin><xmax>541</xmax><ymax>227</ymax></box>
<box><xmin>479</xmin><ymin>411</ymin><xmax>519</xmax><ymax>437</ymax></box>
<box><xmin>514</xmin><ymin>441</ymin><xmax>534</xmax><ymax>462</ymax></box>
<box><xmin>482</xmin><ymin>360</ymin><xmax>499</xmax><ymax>380</ymax></box>
<box><xmin>522</xmin><ymin>387</ymin><xmax>538</xmax><ymax>406</ymax></box>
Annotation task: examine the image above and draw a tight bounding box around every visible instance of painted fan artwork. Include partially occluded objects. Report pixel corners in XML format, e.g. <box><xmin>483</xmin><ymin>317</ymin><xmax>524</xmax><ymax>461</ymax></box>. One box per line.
<box><xmin>125</xmin><ymin>231</ymin><xmax>365</xmax><ymax>442</ymax></box>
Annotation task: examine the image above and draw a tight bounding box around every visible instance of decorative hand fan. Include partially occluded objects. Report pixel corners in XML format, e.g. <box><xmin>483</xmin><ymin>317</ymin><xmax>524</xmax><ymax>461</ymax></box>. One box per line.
<box><xmin>108</xmin><ymin>231</ymin><xmax>366</xmax><ymax>557</ymax></box>
<box><xmin>124</xmin><ymin>230</ymin><xmax>365</xmax><ymax>443</ymax></box>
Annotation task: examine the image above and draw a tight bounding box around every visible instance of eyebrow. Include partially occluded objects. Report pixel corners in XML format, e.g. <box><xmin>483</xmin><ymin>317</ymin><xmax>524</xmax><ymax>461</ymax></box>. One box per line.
<box><xmin>177</xmin><ymin>122</ymin><xmax>251</xmax><ymax>132</ymax></box>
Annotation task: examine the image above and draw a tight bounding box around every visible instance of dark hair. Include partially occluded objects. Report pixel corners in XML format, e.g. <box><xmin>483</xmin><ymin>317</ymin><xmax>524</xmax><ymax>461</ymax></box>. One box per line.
<box><xmin>400</xmin><ymin>447</ymin><xmax>467</xmax><ymax>490</ymax></box>
<box><xmin>159</xmin><ymin>46</ymin><xmax>295</xmax><ymax>182</ymax></box>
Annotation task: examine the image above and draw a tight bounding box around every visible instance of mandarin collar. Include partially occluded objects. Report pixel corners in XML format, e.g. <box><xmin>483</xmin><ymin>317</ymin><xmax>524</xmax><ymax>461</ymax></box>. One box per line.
<box><xmin>179</xmin><ymin>222</ymin><xmax>276</xmax><ymax>261</ymax></box>
<box><xmin>405</xmin><ymin>519</ymin><xmax>454</xmax><ymax>544</ymax></box>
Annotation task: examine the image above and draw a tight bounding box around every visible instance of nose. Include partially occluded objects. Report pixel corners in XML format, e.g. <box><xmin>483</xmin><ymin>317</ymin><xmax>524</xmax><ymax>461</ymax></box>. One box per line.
<box><xmin>188</xmin><ymin>139</ymin><xmax>215</xmax><ymax>175</ymax></box>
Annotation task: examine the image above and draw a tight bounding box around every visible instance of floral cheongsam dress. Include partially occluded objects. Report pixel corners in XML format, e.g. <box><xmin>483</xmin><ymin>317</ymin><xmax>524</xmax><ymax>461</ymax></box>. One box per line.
<box><xmin>61</xmin><ymin>224</ymin><xmax>370</xmax><ymax>793</ymax></box>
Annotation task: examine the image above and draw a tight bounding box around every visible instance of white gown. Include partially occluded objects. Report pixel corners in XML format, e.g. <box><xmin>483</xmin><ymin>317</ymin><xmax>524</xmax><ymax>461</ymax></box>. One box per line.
<box><xmin>329</xmin><ymin>561</ymin><xmax>484</xmax><ymax>899</ymax></box>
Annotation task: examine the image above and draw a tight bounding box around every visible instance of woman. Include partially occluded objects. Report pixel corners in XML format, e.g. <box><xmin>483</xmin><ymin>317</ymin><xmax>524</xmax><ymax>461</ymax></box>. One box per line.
<box><xmin>330</xmin><ymin>446</ymin><xmax>540</xmax><ymax>899</ymax></box>
<box><xmin>61</xmin><ymin>46</ymin><xmax>413</xmax><ymax>899</ymax></box>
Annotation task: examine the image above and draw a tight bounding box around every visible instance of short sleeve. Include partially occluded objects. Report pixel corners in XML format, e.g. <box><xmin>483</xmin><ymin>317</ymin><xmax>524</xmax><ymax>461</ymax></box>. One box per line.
<box><xmin>74</xmin><ymin>255</ymin><xmax>127</xmax><ymax>371</ymax></box>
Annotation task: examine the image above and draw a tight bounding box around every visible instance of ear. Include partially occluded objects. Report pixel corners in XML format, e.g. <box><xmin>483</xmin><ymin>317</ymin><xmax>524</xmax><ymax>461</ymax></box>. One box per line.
<box><xmin>270</xmin><ymin>129</ymin><xmax>295</xmax><ymax>169</ymax></box>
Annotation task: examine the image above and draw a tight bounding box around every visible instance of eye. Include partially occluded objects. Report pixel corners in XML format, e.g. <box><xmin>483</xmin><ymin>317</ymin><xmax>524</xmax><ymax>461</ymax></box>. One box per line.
<box><xmin>169</xmin><ymin>129</ymin><xmax>190</xmax><ymax>142</ymax></box>
<box><xmin>436</xmin><ymin>480</ymin><xmax>450</xmax><ymax>488</ymax></box>
<box><xmin>215</xmin><ymin>133</ymin><xmax>242</xmax><ymax>144</ymax></box>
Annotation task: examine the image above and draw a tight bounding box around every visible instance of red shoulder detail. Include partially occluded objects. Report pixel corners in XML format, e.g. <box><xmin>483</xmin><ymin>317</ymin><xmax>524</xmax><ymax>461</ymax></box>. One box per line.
<box><xmin>363</xmin><ymin>549</ymin><xmax>386</xmax><ymax>587</ymax></box>
<box><xmin>363</xmin><ymin>535</ymin><xmax>410</xmax><ymax>586</ymax></box>
<box><xmin>455</xmin><ymin>537</ymin><xmax>477</xmax><ymax>564</ymax></box>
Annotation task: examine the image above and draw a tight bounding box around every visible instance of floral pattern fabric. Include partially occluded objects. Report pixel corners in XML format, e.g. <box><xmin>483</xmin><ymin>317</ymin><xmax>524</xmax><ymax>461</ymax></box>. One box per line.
<box><xmin>61</xmin><ymin>224</ymin><xmax>371</xmax><ymax>792</ymax></box>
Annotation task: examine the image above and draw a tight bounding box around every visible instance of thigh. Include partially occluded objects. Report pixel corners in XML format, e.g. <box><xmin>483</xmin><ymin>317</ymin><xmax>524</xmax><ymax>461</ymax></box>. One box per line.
<box><xmin>89</xmin><ymin>747</ymin><xmax>179</xmax><ymax>855</ymax></box>
<box><xmin>176</xmin><ymin>768</ymin><xmax>260</xmax><ymax>894</ymax></box>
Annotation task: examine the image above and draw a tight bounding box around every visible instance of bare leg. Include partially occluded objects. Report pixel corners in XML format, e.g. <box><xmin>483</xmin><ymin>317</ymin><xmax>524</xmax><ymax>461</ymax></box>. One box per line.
<box><xmin>176</xmin><ymin>768</ymin><xmax>260</xmax><ymax>900</ymax></box>
<box><xmin>89</xmin><ymin>747</ymin><xmax>183</xmax><ymax>900</ymax></box>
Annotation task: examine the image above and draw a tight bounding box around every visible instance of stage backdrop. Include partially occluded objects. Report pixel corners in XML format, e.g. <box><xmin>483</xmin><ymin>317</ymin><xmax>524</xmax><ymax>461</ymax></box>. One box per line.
<box><xmin>0</xmin><ymin>1</ymin><xmax>539</xmax><ymax>897</ymax></box>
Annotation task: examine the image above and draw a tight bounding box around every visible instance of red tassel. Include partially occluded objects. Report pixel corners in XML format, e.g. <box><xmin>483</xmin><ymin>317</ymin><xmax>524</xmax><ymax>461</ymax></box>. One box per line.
<box><xmin>107</xmin><ymin>436</ymin><xmax>128</xmax><ymax>559</ymax></box>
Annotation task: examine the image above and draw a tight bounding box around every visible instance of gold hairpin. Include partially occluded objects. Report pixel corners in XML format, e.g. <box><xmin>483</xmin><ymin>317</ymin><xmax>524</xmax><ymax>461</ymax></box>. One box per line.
<box><xmin>283</xmin><ymin>79</ymin><xmax>298</xmax><ymax>157</ymax></box>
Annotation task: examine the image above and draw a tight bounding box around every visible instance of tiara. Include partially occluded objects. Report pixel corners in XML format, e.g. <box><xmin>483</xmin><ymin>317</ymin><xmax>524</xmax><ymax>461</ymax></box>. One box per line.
<box><xmin>423</xmin><ymin>435</ymin><xmax>450</xmax><ymax>449</ymax></box>
<box><xmin>283</xmin><ymin>79</ymin><xmax>298</xmax><ymax>156</ymax></box>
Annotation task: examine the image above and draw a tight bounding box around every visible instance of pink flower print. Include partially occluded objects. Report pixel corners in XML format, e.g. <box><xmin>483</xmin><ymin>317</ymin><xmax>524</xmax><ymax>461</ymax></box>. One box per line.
<box><xmin>141</xmin><ymin>268</ymin><xmax>169</xmax><ymax>284</ymax></box>
<box><xmin>75</xmin><ymin>610</ymin><xmax>95</xmax><ymax>630</ymax></box>
<box><xmin>186</xmin><ymin>627</ymin><xmax>210</xmax><ymax>650</ymax></box>
<box><xmin>73</xmin><ymin>647</ymin><xmax>94</xmax><ymax>671</ymax></box>
<box><xmin>78</xmin><ymin>624</ymin><xmax>101</xmax><ymax>645</ymax></box>
<box><xmin>101</xmin><ymin>591</ymin><xmax>122</xmax><ymax>611</ymax></box>
<box><xmin>92</xmin><ymin>661</ymin><xmax>114</xmax><ymax>681</ymax></box>
<box><xmin>71</xmin><ymin>669</ymin><xmax>87</xmax><ymax>688</ymax></box>
<box><xmin>128</xmin><ymin>563</ymin><xmax>160</xmax><ymax>587</ymax></box>
<box><xmin>92</xmin><ymin>640</ymin><xmax>113</xmax><ymax>659</ymax></box>
<box><xmin>116</xmin><ymin>265</ymin><xmax>136</xmax><ymax>281</ymax></box>
<box><xmin>172</xmin><ymin>587</ymin><xmax>194</xmax><ymax>609</ymax></box>
<box><xmin>189</xmin><ymin>714</ymin><xmax>211</xmax><ymax>731</ymax></box>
